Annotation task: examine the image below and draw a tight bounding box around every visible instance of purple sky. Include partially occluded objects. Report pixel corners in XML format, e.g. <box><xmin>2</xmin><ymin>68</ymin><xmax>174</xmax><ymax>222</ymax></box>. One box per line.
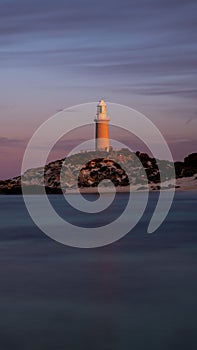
<box><xmin>0</xmin><ymin>0</ymin><xmax>197</xmax><ymax>179</ymax></box>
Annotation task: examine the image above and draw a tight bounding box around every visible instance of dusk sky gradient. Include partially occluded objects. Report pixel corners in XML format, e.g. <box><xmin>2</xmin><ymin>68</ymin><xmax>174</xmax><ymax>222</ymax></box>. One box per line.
<box><xmin>0</xmin><ymin>0</ymin><xmax>197</xmax><ymax>178</ymax></box>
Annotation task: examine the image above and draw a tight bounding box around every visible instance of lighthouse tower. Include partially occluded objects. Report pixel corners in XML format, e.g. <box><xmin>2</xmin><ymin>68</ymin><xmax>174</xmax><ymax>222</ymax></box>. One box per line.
<box><xmin>95</xmin><ymin>99</ymin><xmax>110</xmax><ymax>152</ymax></box>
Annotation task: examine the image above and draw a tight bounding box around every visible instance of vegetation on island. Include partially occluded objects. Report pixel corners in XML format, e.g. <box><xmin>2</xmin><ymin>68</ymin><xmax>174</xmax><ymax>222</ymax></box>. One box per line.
<box><xmin>0</xmin><ymin>149</ymin><xmax>196</xmax><ymax>194</ymax></box>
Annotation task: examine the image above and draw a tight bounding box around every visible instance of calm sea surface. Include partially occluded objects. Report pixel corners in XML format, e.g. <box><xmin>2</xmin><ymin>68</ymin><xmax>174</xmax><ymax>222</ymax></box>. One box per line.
<box><xmin>0</xmin><ymin>192</ymin><xmax>197</xmax><ymax>350</ymax></box>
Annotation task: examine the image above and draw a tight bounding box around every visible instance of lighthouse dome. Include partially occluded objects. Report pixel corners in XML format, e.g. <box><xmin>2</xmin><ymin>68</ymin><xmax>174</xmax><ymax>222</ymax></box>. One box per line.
<box><xmin>98</xmin><ymin>99</ymin><xmax>106</xmax><ymax>105</ymax></box>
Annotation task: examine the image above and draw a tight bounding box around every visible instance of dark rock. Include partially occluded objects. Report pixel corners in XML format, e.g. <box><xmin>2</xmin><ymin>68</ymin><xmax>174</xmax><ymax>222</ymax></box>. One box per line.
<box><xmin>0</xmin><ymin>149</ymin><xmax>196</xmax><ymax>194</ymax></box>
<box><xmin>77</xmin><ymin>158</ymin><xmax>130</xmax><ymax>188</ymax></box>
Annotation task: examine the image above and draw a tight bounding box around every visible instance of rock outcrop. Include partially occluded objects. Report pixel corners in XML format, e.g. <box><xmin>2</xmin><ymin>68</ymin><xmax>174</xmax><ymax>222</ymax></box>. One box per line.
<box><xmin>78</xmin><ymin>158</ymin><xmax>130</xmax><ymax>187</ymax></box>
<box><xmin>0</xmin><ymin>149</ymin><xmax>196</xmax><ymax>194</ymax></box>
<box><xmin>175</xmin><ymin>153</ymin><xmax>197</xmax><ymax>178</ymax></box>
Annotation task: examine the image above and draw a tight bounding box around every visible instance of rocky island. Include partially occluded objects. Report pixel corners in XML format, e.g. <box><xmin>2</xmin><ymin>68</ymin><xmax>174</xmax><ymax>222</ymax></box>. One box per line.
<box><xmin>0</xmin><ymin>149</ymin><xmax>196</xmax><ymax>194</ymax></box>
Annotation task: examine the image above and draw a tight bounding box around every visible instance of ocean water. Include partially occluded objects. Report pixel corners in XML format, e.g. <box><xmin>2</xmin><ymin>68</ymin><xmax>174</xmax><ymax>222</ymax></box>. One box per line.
<box><xmin>0</xmin><ymin>192</ymin><xmax>197</xmax><ymax>350</ymax></box>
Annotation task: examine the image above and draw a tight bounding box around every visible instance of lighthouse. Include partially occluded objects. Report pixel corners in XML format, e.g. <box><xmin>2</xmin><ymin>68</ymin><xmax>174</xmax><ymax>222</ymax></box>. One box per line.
<box><xmin>95</xmin><ymin>99</ymin><xmax>110</xmax><ymax>152</ymax></box>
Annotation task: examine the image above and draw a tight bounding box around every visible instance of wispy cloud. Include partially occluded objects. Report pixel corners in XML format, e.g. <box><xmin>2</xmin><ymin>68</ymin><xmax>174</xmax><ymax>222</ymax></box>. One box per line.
<box><xmin>185</xmin><ymin>117</ymin><xmax>197</xmax><ymax>125</ymax></box>
<box><xmin>0</xmin><ymin>137</ymin><xmax>26</xmax><ymax>148</ymax></box>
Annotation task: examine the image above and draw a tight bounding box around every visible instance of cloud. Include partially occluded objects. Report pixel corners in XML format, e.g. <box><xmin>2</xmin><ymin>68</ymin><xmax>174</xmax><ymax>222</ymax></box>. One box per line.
<box><xmin>0</xmin><ymin>0</ymin><xmax>196</xmax><ymax>114</ymax></box>
<box><xmin>117</xmin><ymin>87</ymin><xmax>197</xmax><ymax>99</ymax></box>
<box><xmin>0</xmin><ymin>137</ymin><xmax>26</xmax><ymax>148</ymax></box>
<box><xmin>185</xmin><ymin>118</ymin><xmax>197</xmax><ymax>125</ymax></box>
<box><xmin>0</xmin><ymin>0</ymin><xmax>196</xmax><ymax>46</ymax></box>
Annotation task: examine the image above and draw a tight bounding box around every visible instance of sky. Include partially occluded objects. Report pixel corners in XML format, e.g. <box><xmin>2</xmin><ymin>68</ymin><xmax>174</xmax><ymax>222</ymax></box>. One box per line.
<box><xmin>0</xmin><ymin>0</ymin><xmax>197</xmax><ymax>179</ymax></box>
